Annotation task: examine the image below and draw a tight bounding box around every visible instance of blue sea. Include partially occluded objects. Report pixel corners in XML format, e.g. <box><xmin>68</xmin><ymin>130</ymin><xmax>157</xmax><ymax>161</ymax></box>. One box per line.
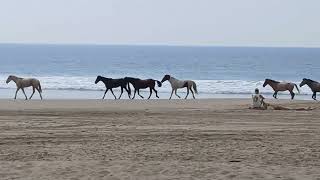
<box><xmin>0</xmin><ymin>44</ymin><xmax>320</xmax><ymax>99</ymax></box>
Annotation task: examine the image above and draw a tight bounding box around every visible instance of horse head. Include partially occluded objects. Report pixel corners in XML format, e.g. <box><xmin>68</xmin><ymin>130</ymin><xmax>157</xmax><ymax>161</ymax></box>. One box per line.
<box><xmin>161</xmin><ymin>75</ymin><xmax>171</xmax><ymax>83</ymax></box>
<box><xmin>263</xmin><ymin>79</ymin><xmax>279</xmax><ymax>87</ymax></box>
<box><xmin>300</xmin><ymin>78</ymin><xmax>307</xmax><ymax>87</ymax></box>
<box><xmin>6</xmin><ymin>75</ymin><xmax>14</xmax><ymax>84</ymax></box>
<box><xmin>95</xmin><ymin>75</ymin><xmax>102</xmax><ymax>84</ymax></box>
<box><xmin>262</xmin><ymin>79</ymin><xmax>269</xmax><ymax>87</ymax></box>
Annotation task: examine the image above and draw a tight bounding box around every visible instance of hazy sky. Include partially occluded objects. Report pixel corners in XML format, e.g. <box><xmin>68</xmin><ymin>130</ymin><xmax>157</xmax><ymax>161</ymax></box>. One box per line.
<box><xmin>0</xmin><ymin>0</ymin><xmax>319</xmax><ymax>47</ymax></box>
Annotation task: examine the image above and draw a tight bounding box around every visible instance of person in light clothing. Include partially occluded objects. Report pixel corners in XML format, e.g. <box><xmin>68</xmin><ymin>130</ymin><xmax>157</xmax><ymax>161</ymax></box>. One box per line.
<box><xmin>251</xmin><ymin>88</ymin><xmax>267</xmax><ymax>109</ymax></box>
<box><xmin>250</xmin><ymin>88</ymin><xmax>313</xmax><ymax>111</ymax></box>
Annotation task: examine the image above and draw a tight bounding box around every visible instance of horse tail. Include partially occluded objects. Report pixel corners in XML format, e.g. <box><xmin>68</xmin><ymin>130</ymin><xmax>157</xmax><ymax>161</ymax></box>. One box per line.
<box><xmin>156</xmin><ymin>80</ymin><xmax>162</xmax><ymax>87</ymax></box>
<box><xmin>38</xmin><ymin>82</ymin><xmax>42</xmax><ymax>93</ymax></box>
<box><xmin>192</xmin><ymin>81</ymin><xmax>198</xmax><ymax>94</ymax></box>
<box><xmin>294</xmin><ymin>83</ymin><xmax>300</xmax><ymax>94</ymax></box>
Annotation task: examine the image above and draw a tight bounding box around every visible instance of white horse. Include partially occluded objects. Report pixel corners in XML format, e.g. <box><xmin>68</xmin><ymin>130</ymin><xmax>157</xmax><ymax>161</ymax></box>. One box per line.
<box><xmin>161</xmin><ymin>74</ymin><xmax>198</xmax><ymax>99</ymax></box>
<box><xmin>6</xmin><ymin>75</ymin><xmax>43</xmax><ymax>100</ymax></box>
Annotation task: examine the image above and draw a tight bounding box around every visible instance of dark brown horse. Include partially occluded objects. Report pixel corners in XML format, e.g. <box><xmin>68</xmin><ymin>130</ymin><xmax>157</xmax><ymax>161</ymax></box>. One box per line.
<box><xmin>124</xmin><ymin>77</ymin><xmax>162</xmax><ymax>99</ymax></box>
<box><xmin>300</xmin><ymin>78</ymin><xmax>320</xmax><ymax>100</ymax></box>
<box><xmin>263</xmin><ymin>79</ymin><xmax>300</xmax><ymax>99</ymax></box>
<box><xmin>95</xmin><ymin>76</ymin><xmax>130</xmax><ymax>99</ymax></box>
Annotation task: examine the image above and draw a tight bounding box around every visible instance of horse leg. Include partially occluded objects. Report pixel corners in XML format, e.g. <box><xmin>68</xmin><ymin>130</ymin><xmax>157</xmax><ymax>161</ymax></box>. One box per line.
<box><xmin>153</xmin><ymin>88</ymin><xmax>159</xmax><ymax>98</ymax></box>
<box><xmin>110</xmin><ymin>89</ymin><xmax>117</xmax><ymax>100</ymax></box>
<box><xmin>38</xmin><ymin>90</ymin><xmax>43</xmax><ymax>100</ymax></box>
<box><xmin>118</xmin><ymin>87</ymin><xmax>124</xmax><ymax>99</ymax></box>
<box><xmin>21</xmin><ymin>88</ymin><xmax>28</xmax><ymax>100</ymax></box>
<box><xmin>14</xmin><ymin>88</ymin><xmax>20</xmax><ymax>99</ymax></box>
<box><xmin>290</xmin><ymin>90</ymin><xmax>295</xmax><ymax>100</ymax></box>
<box><xmin>169</xmin><ymin>89</ymin><xmax>174</xmax><ymax>100</ymax></box>
<box><xmin>132</xmin><ymin>90</ymin><xmax>136</xmax><ymax>99</ymax></box>
<box><xmin>124</xmin><ymin>86</ymin><xmax>131</xmax><ymax>99</ymax></box>
<box><xmin>273</xmin><ymin>91</ymin><xmax>278</xmax><ymax>99</ymax></box>
<box><xmin>35</xmin><ymin>87</ymin><xmax>43</xmax><ymax>100</ymax></box>
<box><xmin>148</xmin><ymin>88</ymin><xmax>152</xmax><ymax>99</ymax></box>
<box><xmin>312</xmin><ymin>92</ymin><xmax>316</xmax><ymax>100</ymax></box>
<box><xmin>102</xmin><ymin>89</ymin><xmax>109</xmax><ymax>99</ymax></box>
<box><xmin>175</xmin><ymin>89</ymin><xmax>181</xmax><ymax>98</ymax></box>
<box><xmin>138</xmin><ymin>89</ymin><xmax>144</xmax><ymax>99</ymax></box>
<box><xmin>185</xmin><ymin>88</ymin><xmax>189</xmax><ymax>99</ymax></box>
<box><xmin>29</xmin><ymin>87</ymin><xmax>35</xmax><ymax>99</ymax></box>
<box><xmin>190</xmin><ymin>88</ymin><xmax>195</xmax><ymax>99</ymax></box>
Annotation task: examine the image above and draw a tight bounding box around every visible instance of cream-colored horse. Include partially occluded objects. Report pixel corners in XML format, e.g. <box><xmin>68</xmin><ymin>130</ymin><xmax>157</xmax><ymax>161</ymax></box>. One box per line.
<box><xmin>6</xmin><ymin>75</ymin><xmax>43</xmax><ymax>100</ymax></box>
<box><xmin>161</xmin><ymin>74</ymin><xmax>198</xmax><ymax>99</ymax></box>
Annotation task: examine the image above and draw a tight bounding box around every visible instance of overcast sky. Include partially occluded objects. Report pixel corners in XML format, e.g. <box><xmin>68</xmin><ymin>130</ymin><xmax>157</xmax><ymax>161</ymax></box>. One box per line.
<box><xmin>0</xmin><ymin>0</ymin><xmax>319</xmax><ymax>47</ymax></box>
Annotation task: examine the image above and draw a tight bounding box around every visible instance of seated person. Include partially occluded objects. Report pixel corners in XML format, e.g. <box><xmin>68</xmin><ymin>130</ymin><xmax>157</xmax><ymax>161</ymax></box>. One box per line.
<box><xmin>250</xmin><ymin>88</ymin><xmax>313</xmax><ymax>111</ymax></box>
<box><xmin>251</xmin><ymin>88</ymin><xmax>268</xmax><ymax>110</ymax></box>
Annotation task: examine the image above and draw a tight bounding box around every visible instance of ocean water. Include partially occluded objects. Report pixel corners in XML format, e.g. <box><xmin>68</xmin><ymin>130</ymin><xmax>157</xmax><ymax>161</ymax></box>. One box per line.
<box><xmin>0</xmin><ymin>44</ymin><xmax>320</xmax><ymax>99</ymax></box>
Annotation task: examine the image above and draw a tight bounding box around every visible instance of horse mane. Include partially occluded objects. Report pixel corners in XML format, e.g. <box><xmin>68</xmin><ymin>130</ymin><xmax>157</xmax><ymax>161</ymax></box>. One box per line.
<box><xmin>9</xmin><ymin>75</ymin><xmax>22</xmax><ymax>80</ymax></box>
<box><xmin>266</xmin><ymin>79</ymin><xmax>280</xmax><ymax>83</ymax></box>
<box><xmin>169</xmin><ymin>76</ymin><xmax>177</xmax><ymax>80</ymax></box>
<box><xmin>304</xmin><ymin>78</ymin><xmax>318</xmax><ymax>83</ymax></box>
<box><xmin>99</xmin><ymin>76</ymin><xmax>112</xmax><ymax>81</ymax></box>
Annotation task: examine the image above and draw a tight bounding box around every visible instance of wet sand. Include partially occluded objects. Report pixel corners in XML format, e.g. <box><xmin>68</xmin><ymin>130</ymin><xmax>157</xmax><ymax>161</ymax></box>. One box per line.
<box><xmin>0</xmin><ymin>99</ymin><xmax>319</xmax><ymax>179</ymax></box>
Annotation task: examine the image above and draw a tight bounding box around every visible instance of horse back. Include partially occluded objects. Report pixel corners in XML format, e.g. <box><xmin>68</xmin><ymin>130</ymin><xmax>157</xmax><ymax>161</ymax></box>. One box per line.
<box><xmin>139</xmin><ymin>79</ymin><xmax>155</xmax><ymax>88</ymax></box>
<box><xmin>106</xmin><ymin>78</ymin><xmax>126</xmax><ymax>88</ymax></box>
<box><xmin>276</xmin><ymin>82</ymin><xmax>294</xmax><ymax>91</ymax></box>
<box><xmin>19</xmin><ymin>78</ymin><xmax>40</xmax><ymax>87</ymax></box>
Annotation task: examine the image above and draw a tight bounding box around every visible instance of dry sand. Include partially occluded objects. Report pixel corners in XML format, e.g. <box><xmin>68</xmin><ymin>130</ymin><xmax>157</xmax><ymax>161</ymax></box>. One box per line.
<box><xmin>0</xmin><ymin>99</ymin><xmax>319</xmax><ymax>180</ymax></box>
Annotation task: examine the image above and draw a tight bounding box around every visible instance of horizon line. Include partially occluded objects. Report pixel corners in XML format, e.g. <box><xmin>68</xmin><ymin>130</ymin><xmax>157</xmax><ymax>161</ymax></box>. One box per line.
<box><xmin>0</xmin><ymin>42</ymin><xmax>320</xmax><ymax>49</ymax></box>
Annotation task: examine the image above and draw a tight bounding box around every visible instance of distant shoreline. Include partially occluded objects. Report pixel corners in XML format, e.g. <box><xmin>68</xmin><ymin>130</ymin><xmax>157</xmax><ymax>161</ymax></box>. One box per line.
<box><xmin>1</xmin><ymin>43</ymin><xmax>320</xmax><ymax>49</ymax></box>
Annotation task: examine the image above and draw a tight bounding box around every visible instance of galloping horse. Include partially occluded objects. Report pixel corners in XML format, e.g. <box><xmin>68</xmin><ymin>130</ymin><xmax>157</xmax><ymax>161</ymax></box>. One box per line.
<box><xmin>161</xmin><ymin>74</ymin><xmax>198</xmax><ymax>99</ymax></box>
<box><xmin>263</xmin><ymin>79</ymin><xmax>299</xmax><ymax>99</ymax></box>
<box><xmin>300</xmin><ymin>78</ymin><xmax>320</xmax><ymax>100</ymax></box>
<box><xmin>124</xmin><ymin>77</ymin><xmax>162</xmax><ymax>99</ymax></box>
<box><xmin>6</xmin><ymin>75</ymin><xmax>43</xmax><ymax>100</ymax></box>
<box><xmin>95</xmin><ymin>75</ymin><xmax>130</xmax><ymax>99</ymax></box>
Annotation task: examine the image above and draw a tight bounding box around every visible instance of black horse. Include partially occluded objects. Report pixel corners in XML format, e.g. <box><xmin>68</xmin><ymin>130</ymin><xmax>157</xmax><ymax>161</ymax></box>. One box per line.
<box><xmin>124</xmin><ymin>77</ymin><xmax>162</xmax><ymax>99</ymax></box>
<box><xmin>95</xmin><ymin>75</ymin><xmax>131</xmax><ymax>99</ymax></box>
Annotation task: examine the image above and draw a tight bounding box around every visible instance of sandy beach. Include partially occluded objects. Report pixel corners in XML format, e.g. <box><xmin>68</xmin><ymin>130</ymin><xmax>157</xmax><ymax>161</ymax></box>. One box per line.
<box><xmin>0</xmin><ymin>99</ymin><xmax>319</xmax><ymax>179</ymax></box>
